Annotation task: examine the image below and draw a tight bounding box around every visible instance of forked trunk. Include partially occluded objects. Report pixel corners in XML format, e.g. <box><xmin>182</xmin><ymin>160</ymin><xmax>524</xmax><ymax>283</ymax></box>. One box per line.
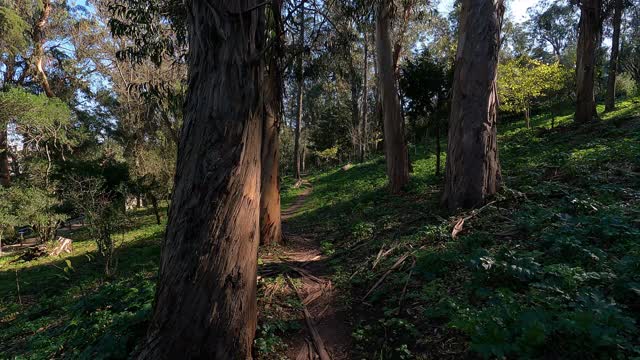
<box><xmin>0</xmin><ymin>128</ymin><xmax>9</xmax><ymax>187</ymax></box>
<box><xmin>138</xmin><ymin>1</ymin><xmax>265</xmax><ymax>358</ymax></box>
<box><xmin>376</xmin><ymin>0</ymin><xmax>410</xmax><ymax>193</ymax></box>
<box><xmin>443</xmin><ymin>0</ymin><xmax>504</xmax><ymax>211</ymax></box>
<box><xmin>605</xmin><ymin>0</ymin><xmax>623</xmax><ymax>112</ymax></box>
<box><xmin>575</xmin><ymin>0</ymin><xmax>601</xmax><ymax>123</ymax></box>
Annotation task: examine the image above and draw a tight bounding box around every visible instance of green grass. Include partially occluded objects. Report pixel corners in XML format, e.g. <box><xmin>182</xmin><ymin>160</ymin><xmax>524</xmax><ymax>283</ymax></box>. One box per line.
<box><xmin>1</xmin><ymin>97</ymin><xmax>639</xmax><ymax>359</ymax></box>
<box><xmin>283</xmin><ymin>96</ymin><xmax>640</xmax><ymax>359</ymax></box>
<box><xmin>0</xmin><ymin>208</ymin><xmax>164</xmax><ymax>359</ymax></box>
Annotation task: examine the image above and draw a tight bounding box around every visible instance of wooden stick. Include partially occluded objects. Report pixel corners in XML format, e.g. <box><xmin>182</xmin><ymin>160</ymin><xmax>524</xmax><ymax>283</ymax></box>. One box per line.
<box><xmin>285</xmin><ymin>275</ymin><xmax>331</xmax><ymax>360</ymax></box>
<box><xmin>362</xmin><ymin>252</ymin><xmax>411</xmax><ymax>301</ymax></box>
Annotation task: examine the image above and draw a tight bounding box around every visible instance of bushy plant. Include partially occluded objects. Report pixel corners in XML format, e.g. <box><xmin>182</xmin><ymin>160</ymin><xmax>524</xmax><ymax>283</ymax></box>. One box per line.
<box><xmin>65</xmin><ymin>176</ymin><xmax>128</xmax><ymax>276</ymax></box>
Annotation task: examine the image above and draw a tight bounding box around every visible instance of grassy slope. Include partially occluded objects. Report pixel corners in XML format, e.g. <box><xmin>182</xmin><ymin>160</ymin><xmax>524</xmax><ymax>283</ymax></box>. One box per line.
<box><xmin>0</xmin><ymin>97</ymin><xmax>638</xmax><ymax>359</ymax></box>
<box><xmin>282</xmin><ymin>97</ymin><xmax>640</xmax><ymax>359</ymax></box>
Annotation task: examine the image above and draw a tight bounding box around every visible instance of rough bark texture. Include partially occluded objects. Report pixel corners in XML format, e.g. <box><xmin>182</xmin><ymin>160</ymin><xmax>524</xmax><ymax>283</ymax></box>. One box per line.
<box><xmin>294</xmin><ymin>0</ymin><xmax>305</xmax><ymax>180</ymax></box>
<box><xmin>260</xmin><ymin>0</ymin><xmax>283</xmax><ymax>247</ymax></box>
<box><xmin>575</xmin><ymin>0</ymin><xmax>601</xmax><ymax>123</ymax></box>
<box><xmin>0</xmin><ymin>128</ymin><xmax>9</xmax><ymax>187</ymax></box>
<box><xmin>443</xmin><ymin>0</ymin><xmax>503</xmax><ymax>211</ymax></box>
<box><xmin>138</xmin><ymin>1</ymin><xmax>265</xmax><ymax>359</ymax></box>
<box><xmin>33</xmin><ymin>0</ymin><xmax>55</xmax><ymax>98</ymax></box>
<box><xmin>605</xmin><ymin>0</ymin><xmax>623</xmax><ymax>112</ymax></box>
<box><xmin>376</xmin><ymin>0</ymin><xmax>410</xmax><ymax>193</ymax></box>
<box><xmin>360</xmin><ymin>31</ymin><xmax>369</xmax><ymax>163</ymax></box>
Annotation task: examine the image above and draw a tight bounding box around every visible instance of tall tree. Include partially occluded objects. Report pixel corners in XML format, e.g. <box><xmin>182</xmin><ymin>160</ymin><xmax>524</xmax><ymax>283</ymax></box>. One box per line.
<box><xmin>605</xmin><ymin>0</ymin><xmax>624</xmax><ymax>111</ymax></box>
<box><xmin>443</xmin><ymin>0</ymin><xmax>504</xmax><ymax>211</ymax></box>
<box><xmin>575</xmin><ymin>0</ymin><xmax>604</xmax><ymax>123</ymax></box>
<box><xmin>294</xmin><ymin>0</ymin><xmax>305</xmax><ymax>180</ymax></box>
<box><xmin>360</xmin><ymin>29</ymin><xmax>369</xmax><ymax>163</ymax></box>
<box><xmin>138</xmin><ymin>0</ymin><xmax>265</xmax><ymax>358</ymax></box>
<box><xmin>376</xmin><ymin>0</ymin><xmax>409</xmax><ymax>193</ymax></box>
<box><xmin>261</xmin><ymin>0</ymin><xmax>283</xmax><ymax>246</ymax></box>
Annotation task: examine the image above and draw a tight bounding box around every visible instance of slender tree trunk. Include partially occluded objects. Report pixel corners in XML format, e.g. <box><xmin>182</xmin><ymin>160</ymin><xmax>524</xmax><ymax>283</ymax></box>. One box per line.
<box><xmin>575</xmin><ymin>0</ymin><xmax>601</xmax><ymax>123</ymax></box>
<box><xmin>360</xmin><ymin>31</ymin><xmax>369</xmax><ymax>163</ymax></box>
<box><xmin>435</xmin><ymin>118</ymin><xmax>441</xmax><ymax>177</ymax></box>
<box><xmin>294</xmin><ymin>0</ymin><xmax>305</xmax><ymax>180</ymax></box>
<box><xmin>260</xmin><ymin>0</ymin><xmax>283</xmax><ymax>246</ymax></box>
<box><xmin>150</xmin><ymin>195</ymin><xmax>161</xmax><ymax>225</ymax></box>
<box><xmin>33</xmin><ymin>0</ymin><xmax>55</xmax><ymax>98</ymax></box>
<box><xmin>525</xmin><ymin>107</ymin><xmax>531</xmax><ymax>129</ymax></box>
<box><xmin>0</xmin><ymin>128</ymin><xmax>9</xmax><ymax>187</ymax></box>
<box><xmin>443</xmin><ymin>0</ymin><xmax>504</xmax><ymax>211</ymax></box>
<box><xmin>350</xmin><ymin>65</ymin><xmax>360</xmax><ymax>161</ymax></box>
<box><xmin>138</xmin><ymin>1</ymin><xmax>265</xmax><ymax>358</ymax></box>
<box><xmin>605</xmin><ymin>0</ymin><xmax>623</xmax><ymax>112</ymax></box>
<box><xmin>376</xmin><ymin>0</ymin><xmax>410</xmax><ymax>193</ymax></box>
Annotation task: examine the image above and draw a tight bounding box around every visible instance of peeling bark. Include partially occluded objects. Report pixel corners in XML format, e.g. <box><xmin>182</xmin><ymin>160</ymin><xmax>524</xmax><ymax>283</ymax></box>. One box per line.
<box><xmin>376</xmin><ymin>0</ymin><xmax>410</xmax><ymax>193</ymax></box>
<box><xmin>443</xmin><ymin>0</ymin><xmax>504</xmax><ymax>211</ymax></box>
<box><xmin>138</xmin><ymin>1</ymin><xmax>265</xmax><ymax>358</ymax></box>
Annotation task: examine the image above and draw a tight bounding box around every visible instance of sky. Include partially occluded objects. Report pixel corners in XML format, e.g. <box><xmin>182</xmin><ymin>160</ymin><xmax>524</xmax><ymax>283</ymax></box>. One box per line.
<box><xmin>437</xmin><ymin>0</ymin><xmax>543</xmax><ymax>23</ymax></box>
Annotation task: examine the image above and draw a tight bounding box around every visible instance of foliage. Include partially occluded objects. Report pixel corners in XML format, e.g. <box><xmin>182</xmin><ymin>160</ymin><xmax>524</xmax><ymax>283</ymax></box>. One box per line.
<box><xmin>0</xmin><ymin>5</ymin><xmax>29</xmax><ymax>55</ymax></box>
<box><xmin>281</xmin><ymin>97</ymin><xmax>640</xmax><ymax>359</ymax></box>
<box><xmin>498</xmin><ymin>57</ymin><xmax>572</xmax><ymax>123</ymax></box>
<box><xmin>64</xmin><ymin>176</ymin><xmax>128</xmax><ymax>276</ymax></box>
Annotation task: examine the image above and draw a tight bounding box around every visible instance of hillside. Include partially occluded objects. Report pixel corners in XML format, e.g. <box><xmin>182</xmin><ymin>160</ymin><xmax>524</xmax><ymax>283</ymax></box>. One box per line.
<box><xmin>1</xmin><ymin>97</ymin><xmax>640</xmax><ymax>359</ymax></box>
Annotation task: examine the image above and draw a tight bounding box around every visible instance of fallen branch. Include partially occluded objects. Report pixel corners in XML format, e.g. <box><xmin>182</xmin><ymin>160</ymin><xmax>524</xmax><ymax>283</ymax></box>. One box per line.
<box><xmin>451</xmin><ymin>200</ymin><xmax>498</xmax><ymax>238</ymax></box>
<box><xmin>362</xmin><ymin>252</ymin><xmax>412</xmax><ymax>301</ymax></box>
<box><xmin>398</xmin><ymin>258</ymin><xmax>416</xmax><ymax>314</ymax></box>
<box><xmin>285</xmin><ymin>275</ymin><xmax>331</xmax><ymax>360</ymax></box>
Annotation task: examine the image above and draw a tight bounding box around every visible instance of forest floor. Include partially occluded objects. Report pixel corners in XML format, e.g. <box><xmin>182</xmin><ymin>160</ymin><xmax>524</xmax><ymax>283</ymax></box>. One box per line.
<box><xmin>257</xmin><ymin>182</ymin><xmax>351</xmax><ymax>359</ymax></box>
<box><xmin>0</xmin><ymin>96</ymin><xmax>639</xmax><ymax>359</ymax></box>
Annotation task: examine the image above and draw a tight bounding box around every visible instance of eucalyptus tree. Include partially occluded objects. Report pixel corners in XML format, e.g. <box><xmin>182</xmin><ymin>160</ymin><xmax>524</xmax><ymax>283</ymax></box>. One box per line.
<box><xmin>605</xmin><ymin>0</ymin><xmax>628</xmax><ymax>111</ymax></box>
<box><xmin>527</xmin><ymin>1</ymin><xmax>579</xmax><ymax>63</ymax></box>
<box><xmin>376</xmin><ymin>0</ymin><xmax>409</xmax><ymax>193</ymax></box>
<box><xmin>443</xmin><ymin>0</ymin><xmax>504</xmax><ymax>211</ymax></box>
<box><xmin>574</xmin><ymin>0</ymin><xmax>617</xmax><ymax>123</ymax></box>
<box><xmin>137</xmin><ymin>0</ymin><xmax>266</xmax><ymax>358</ymax></box>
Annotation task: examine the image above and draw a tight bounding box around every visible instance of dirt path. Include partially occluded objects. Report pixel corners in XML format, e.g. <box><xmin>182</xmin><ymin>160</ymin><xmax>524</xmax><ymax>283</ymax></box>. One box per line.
<box><xmin>261</xmin><ymin>183</ymin><xmax>351</xmax><ymax>359</ymax></box>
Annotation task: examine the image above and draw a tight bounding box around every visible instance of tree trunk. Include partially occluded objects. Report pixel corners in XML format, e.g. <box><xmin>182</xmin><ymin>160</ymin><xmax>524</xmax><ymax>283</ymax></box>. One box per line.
<box><xmin>33</xmin><ymin>0</ymin><xmax>55</xmax><ymax>98</ymax></box>
<box><xmin>294</xmin><ymin>0</ymin><xmax>305</xmax><ymax>180</ymax></box>
<box><xmin>525</xmin><ymin>107</ymin><xmax>531</xmax><ymax>129</ymax></box>
<box><xmin>0</xmin><ymin>128</ymin><xmax>9</xmax><ymax>187</ymax></box>
<box><xmin>605</xmin><ymin>0</ymin><xmax>623</xmax><ymax>112</ymax></box>
<box><xmin>360</xmin><ymin>31</ymin><xmax>369</xmax><ymax>163</ymax></box>
<box><xmin>443</xmin><ymin>0</ymin><xmax>504</xmax><ymax>211</ymax></box>
<box><xmin>350</xmin><ymin>64</ymin><xmax>360</xmax><ymax>161</ymax></box>
<box><xmin>260</xmin><ymin>0</ymin><xmax>283</xmax><ymax>246</ymax></box>
<box><xmin>376</xmin><ymin>0</ymin><xmax>410</xmax><ymax>193</ymax></box>
<box><xmin>575</xmin><ymin>0</ymin><xmax>601</xmax><ymax>123</ymax></box>
<box><xmin>138</xmin><ymin>1</ymin><xmax>265</xmax><ymax>358</ymax></box>
<box><xmin>435</xmin><ymin>119</ymin><xmax>441</xmax><ymax>177</ymax></box>
<box><xmin>150</xmin><ymin>195</ymin><xmax>161</xmax><ymax>225</ymax></box>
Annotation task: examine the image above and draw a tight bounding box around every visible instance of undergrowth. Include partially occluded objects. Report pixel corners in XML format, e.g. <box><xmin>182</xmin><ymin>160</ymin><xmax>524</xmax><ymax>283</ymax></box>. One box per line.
<box><xmin>283</xmin><ymin>97</ymin><xmax>640</xmax><ymax>359</ymax></box>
